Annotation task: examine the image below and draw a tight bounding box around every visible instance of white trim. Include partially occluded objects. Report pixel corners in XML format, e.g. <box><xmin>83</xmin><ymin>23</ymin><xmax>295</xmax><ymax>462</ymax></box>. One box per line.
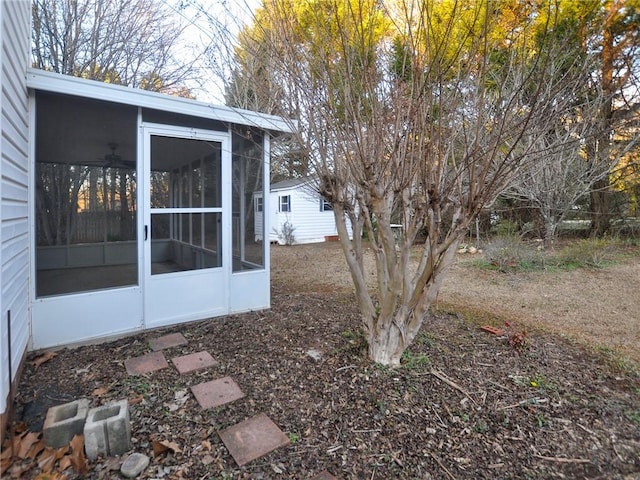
<box><xmin>27</xmin><ymin>68</ymin><xmax>295</xmax><ymax>134</ymax></box>
<box><xmin>27</xmin><ymin>93</ymin><xmax>36</xmax><ymax>349</ymax></box>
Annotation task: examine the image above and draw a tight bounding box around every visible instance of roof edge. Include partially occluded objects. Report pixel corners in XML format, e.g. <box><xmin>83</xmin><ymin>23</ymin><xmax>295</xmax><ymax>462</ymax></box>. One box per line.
<box><xmin>26</xmin><ymin>68</ymin><xmax>295</xmax><ymax>134</ymax></box>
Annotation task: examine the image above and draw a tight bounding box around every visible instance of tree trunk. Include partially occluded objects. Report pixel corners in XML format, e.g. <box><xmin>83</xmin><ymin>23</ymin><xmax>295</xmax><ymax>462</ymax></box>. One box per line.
<box><xmin>590</xmin><ymin>177</ymin><xmax>611</xmax><ymax>237</ymax></box>
<box><xmin>367</xmin><ymin>320</ymin><xmax>404</xmax><ymax>366</ymax></box>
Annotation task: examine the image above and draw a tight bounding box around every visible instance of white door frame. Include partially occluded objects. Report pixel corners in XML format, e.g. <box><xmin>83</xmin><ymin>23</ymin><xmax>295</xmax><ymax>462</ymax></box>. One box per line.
<box><xmin>141</xmin><ymin>124</ymin><xmax>232</xmax><ymax>329</ymax></box>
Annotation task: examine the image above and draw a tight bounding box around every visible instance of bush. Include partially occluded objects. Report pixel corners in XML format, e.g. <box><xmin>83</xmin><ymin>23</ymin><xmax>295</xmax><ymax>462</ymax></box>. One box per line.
<box><xmin>274</xmin><ymin>221</ymin><xmax>296</xmax><ymax>245</ymax></box>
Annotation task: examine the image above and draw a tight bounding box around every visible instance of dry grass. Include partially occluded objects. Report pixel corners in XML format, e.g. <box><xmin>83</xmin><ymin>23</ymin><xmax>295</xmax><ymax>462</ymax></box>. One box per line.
<box><xmin>272</xmin><ymin>241</ymin><xmax>640</xmax><ymax>367</ymax></box>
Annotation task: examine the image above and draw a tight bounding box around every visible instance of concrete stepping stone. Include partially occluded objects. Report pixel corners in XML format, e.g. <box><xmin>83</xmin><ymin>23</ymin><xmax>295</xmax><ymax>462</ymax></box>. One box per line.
<box><xmin>171</xmin><ymin>351</ymin><xmax>219</xmax><ymax>374</ymax></box>
<box><xmin>311</xmin><ymin>472</ymin><xmax>337</xmax><ymax>480</ymax></box>
<box><xmin>124</xmin><ymin>351</ymin><xmax>169</xmax><ymax>375</ymax></box>
<box><xmin>191</xmin><ymin>376</ymin><xmax>245</xmax><ymax>409</ymax></box>
<box><xmin>148</xmin><ymin>332</ymin><xmax>188</xmax><ymax>351</ymax></box>
<box><xmin>218</xmin><ymin>413</ymin><xmax>290</xmax><ymax>467</ymax></box>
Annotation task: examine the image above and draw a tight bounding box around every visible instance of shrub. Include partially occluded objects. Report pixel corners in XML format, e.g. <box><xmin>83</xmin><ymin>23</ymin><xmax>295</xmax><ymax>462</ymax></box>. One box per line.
<box><xmin>274</xmin><ymin>221</ymin><xmax>296</xmax><ymax>245</ymax></box>
<box><xmin>554</xmin><ymin>238</ymin><xmax>616</xmax><ymax>268</ymax></box>
<box><xmin>482</xmin><ymin>236</ymin><xmax>543</xmax><ymax>271</ymax></box>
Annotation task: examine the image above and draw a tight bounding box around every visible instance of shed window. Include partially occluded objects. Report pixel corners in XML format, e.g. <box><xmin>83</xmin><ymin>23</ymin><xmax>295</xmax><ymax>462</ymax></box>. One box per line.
<box><xmin>320</xmin><ymin>197</ymin><xmax>333</xmax><ymax>211</ymax></box>
<box><xmin>255</xmin><ymin>196</ymin><xmax>263</xmax><ymax>212</ymax></box>
<box><xmin>279</xmin><ymin>195</ymin><xmax>291</xmax><ymax>212</ymax></box>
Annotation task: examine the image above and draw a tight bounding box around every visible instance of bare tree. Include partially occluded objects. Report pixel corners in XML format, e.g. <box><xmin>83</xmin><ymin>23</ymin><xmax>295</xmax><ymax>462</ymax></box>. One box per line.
<box><xmin>232</xmin><ymin>0</ymin><xmax>596</xmax><ymax>365</ymax></box>
<box><xmin>32</xmin><ymin>0</ymin><xmax>195</xmax><ymax>92</ymax></box>
<box><xmin>503</xmin><ymin>95</ymin><xmax>610</xmax><ymax>244</ymax></box>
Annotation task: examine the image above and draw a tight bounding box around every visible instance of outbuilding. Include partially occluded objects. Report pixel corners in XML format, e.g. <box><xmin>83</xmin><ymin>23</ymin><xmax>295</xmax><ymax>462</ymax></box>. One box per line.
<box><xmin>0</xmin><ymin>1</ymin><xmax>292</xmax><ymax>437</ymax></box>
<box><xmin>254</xmin><ymin>177</ymin><xmax>353</xmax><ymax>244</ymax></box>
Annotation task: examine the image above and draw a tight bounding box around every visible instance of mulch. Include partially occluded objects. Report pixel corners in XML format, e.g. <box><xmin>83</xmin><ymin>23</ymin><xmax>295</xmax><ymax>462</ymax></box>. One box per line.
<box><xmin>5</xmin><ymin>284</ymin><xmax>640</xmax><ymax>479</ymax></box>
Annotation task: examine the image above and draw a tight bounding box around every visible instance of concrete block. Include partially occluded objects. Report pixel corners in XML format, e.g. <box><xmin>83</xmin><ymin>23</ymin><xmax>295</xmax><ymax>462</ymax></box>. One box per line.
<box><xmin>43</xmin><ymin>398</ymin><xmax>90</xmax><ymax>448</ymax></box>
<box><xmin>84</xmin><ymin>399</ymin><xmax>131</xmax><ymax>460</ymax></box>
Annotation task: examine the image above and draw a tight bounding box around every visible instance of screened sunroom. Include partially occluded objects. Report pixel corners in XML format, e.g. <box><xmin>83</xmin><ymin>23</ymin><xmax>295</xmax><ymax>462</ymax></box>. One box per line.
<box><xmin>28</xmin><ymin>69</ymin><xmax>291</xmax><ymax>350</ymax></box>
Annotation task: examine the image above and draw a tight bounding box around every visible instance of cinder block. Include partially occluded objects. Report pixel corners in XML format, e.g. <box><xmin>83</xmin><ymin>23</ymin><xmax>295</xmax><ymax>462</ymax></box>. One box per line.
<box><xmin>43</xmin><ymin>398</ymin><xmax>90</xmax><ymax>448</ymax></box>
<box><xmin>84</xmin><ymin>399</ymin><xmax>131</xmax><ymax>460</ymax></box>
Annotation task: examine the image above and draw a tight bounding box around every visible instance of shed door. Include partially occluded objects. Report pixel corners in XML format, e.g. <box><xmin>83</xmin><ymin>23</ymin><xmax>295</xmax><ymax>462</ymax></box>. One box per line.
<box><xmin>143</xmin><ymin>126</ymin><xmax>231</xmax><ymax>328</ymax></box>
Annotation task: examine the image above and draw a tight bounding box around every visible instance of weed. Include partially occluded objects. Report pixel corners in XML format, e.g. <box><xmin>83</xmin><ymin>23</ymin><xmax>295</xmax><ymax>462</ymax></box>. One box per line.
<box><xmin>288</xmin><ymin>433</ymin><xmax>299</xmax><ymax>444</ymax></box>
<box><xmin>625</xmin><ymin>411</ymin><xmax>640</xmax><ymax>424</ymax></box>
<box><xmin>535</xmin><ymin>414</ymin><xmax>547</xmax><ymax>428</ymax></box>
<box><xmin>415</xmin><ymin>331</ymin><xmax>436</xmax><ymax>347</ymax></box>
<box><xmin>126</xmin><ymin>376</ymin><xmax>152</xmax><ymax>394</ymax></box>
<box><xmin>473</xmin><ymin>420</ymin><xmax>489</xmax><ymax>433</ymax></box>
<box><xmin>553</xmin><ymin>238</ymin><xmax>616</xmax><ymax>269</ymax></box>
<box><xmin>374</xmin><ymin>362</ymin><xmax>390</xmax><ymax>373</ymax></box>
<box><xmin>400</xmin><ymin>350</ymin><xmax>430</xmax><ymax>370</ymax></box>
<box><xmin>504</xmin><ymin>322</ymin><xmax>527</xmax><ymax>355</ymax></box>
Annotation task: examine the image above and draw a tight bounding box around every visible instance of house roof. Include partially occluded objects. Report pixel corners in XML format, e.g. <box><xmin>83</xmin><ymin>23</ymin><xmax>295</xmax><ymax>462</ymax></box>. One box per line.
<box><xmin>26</xmin><ymin>68</ymin><xmax>295</xmax><ymax>134</ymax></box>
<box><xmin>270</xmin><ymin>177</ymin><xmax>313</xmax><ymax>192</ymax></box>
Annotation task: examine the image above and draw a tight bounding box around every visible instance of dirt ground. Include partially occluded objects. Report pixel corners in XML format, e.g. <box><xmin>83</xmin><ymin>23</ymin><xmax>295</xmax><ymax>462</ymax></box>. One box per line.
<box><xmin>4</xmin><ymin>241</ymin><xmax>640</xmax><ymax>479</ymax></box>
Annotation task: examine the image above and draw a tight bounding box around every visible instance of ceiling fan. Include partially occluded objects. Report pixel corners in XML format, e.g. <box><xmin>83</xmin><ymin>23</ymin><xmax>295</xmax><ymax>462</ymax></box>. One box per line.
<box><xmin>101</xmin><ymin>142</ymin><xmax>135</xmax><ymax>169</ymax></box>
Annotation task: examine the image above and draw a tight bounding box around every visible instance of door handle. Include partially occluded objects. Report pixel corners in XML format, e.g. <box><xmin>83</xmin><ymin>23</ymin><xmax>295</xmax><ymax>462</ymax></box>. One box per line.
<box><xmin>144</xmin><ymin>225</ymin><xmax>148</xmax><ymax>241</ymax></box>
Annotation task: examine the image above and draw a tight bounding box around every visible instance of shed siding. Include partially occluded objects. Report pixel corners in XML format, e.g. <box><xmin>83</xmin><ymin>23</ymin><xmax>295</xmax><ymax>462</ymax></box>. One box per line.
<box><xmin>268</xmin><ymin>183</ymin><xmax>352</xmax><ymax>244</ymax></box>
<box><xmin>0</xmin><ymin>0</ymin><xmax>30</xmax><ymax>417</ymax></box>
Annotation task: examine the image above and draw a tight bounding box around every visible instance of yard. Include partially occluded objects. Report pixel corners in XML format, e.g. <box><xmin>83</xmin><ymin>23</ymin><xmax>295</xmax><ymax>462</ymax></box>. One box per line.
<box><xmin>4</xmin><ymin>241</ymin><xmax>640</xmax><ymax>479</ymax></box>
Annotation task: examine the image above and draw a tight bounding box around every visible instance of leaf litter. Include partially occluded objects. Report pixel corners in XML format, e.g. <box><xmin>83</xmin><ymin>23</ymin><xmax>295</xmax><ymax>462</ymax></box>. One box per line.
<box><xmin>2</xmin><ymin>244</ymin><xmax>639</xmax><ymax>478</ymax></box>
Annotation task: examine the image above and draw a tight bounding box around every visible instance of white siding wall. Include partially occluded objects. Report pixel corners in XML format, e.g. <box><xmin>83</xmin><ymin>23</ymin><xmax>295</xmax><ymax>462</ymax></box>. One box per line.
<box><xmin>270</xmin><ymin>186</ymin><xmax>353</xmax><ymax>244</ymax></box>
<box><xmin>0</xmin><ymin>0</ymin><xmax>30</xmax><ymax>417</ymax></box>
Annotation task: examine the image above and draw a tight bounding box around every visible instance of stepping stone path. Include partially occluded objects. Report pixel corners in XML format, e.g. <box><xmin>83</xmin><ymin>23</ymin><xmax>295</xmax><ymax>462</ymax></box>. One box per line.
<box><xmin>218</xmin><ymin>413</ymin><xmax>290</xmax><ymax>466</ymax></box>
<box><xmin>122</xmin><ymin>332</ymin><xmax>338</xmax><ymax>476</ymax></box>
<box><xmin>191</xmin><ymin>376</ymin><xmax>245</xmax><ymax>409</ymax></box>
<box><xmin>124</xmin><ymin>351</ymin><xmax>169</xmax><ymax>375</ymax></box>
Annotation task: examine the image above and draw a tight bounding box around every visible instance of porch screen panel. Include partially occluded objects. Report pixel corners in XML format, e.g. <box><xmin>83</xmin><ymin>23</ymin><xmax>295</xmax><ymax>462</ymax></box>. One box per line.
<box><xmin>149</xmin><ymin>136</ymin><xmax>222</xmax><ymax>275</ymax></box>
<box><xmin>35</xmin><ymin>92</ymin><xmax>138</xmax><ymax>297</ymax></box>
<box><xmin>232</xmin><ymin>128</ymin><xmax>264</xmax><ymax>272</ymax></box>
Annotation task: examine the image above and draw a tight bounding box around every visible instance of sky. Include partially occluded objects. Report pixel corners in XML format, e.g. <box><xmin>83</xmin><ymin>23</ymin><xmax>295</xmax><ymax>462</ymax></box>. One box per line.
<box><xmin>164</xmin><ymin>0</ymin><xmax>260</xmax><ymax>104</ymax></box>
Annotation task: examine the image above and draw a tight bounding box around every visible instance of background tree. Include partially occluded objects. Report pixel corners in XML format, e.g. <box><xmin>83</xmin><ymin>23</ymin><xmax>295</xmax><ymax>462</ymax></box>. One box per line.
<box><xmin>32</xmin><ymin>0</ymin><xmax>199</xmax><ymax>246</ymax></box>
<box><xmin>232</xmin><ymin>0</ymin><xmax>595</xmax><ymax>365</ymax></box>
<box><xmin>32</xmin><ymin>0</ymin><xmax>196</xmax><ymax>92</ymax></box>
<box><xmin>577</xmin><ymin>0</ymin><xmax>640</xmax><ymax>236</ymax></box>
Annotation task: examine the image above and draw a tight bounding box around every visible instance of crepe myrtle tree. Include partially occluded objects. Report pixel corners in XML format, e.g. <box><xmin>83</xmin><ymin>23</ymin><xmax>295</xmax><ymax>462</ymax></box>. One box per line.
<box><xmin>236</xmin><ymin>0</ymin><xmax>595</xmax><ymax>365</ymax></box>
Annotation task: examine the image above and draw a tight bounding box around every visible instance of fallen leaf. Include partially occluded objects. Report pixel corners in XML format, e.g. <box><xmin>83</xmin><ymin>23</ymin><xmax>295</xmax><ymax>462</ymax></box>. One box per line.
<box><xmin>54</xmin><ymin>445</ymin><xmax>69</xmax><ymax>460</ymax></box>
<box><xmin>58</xmin><ymin>455</ymin><xmax>72</xmax><ymax>471</ymax></box>
<box><xmin>26</xmin><ymin>439</ymin><xmax>46</xmax><ymax>460</ymax></box>
<box><xmin>92</xmin><ymin>386</ymin><xmax>109</xmax><ymax>397</ymax></box>
<box><xmin>9</xmin><ymin>462</ymin><xmax>35</xmax><ymax>478</ymax></box>
<box><xmin>17</xmin><ymin>432</ymin><xmax>41</xmax><ymax>459</ymax></box>
<box><xmin>30</xmin><ymin>351</ymin><xmax>57</xmax><ymax>368</ymax></box>
<box><xmin>69</xmin><ymin>435</ymin><xmax>88</xmax><ymax>474</ymax></box>
<box><xmin>129</xmin><ymin>395</ymin><xmax>144</xmax><ymax>406</ymax></box>
<box><xmin>13</xmin><ymin>422</ymin><xmax>27</xmax><ymax>434</ymax></box>
<box><xmin>34</xmin><ymin>473</ymin><xmax>66</xmax><ymax>479</ymax></box>
<box><xmin>0</xmin><ymin>445</ymin><xmax>12</xmax><ymax>476</ymax></box>
<box><xmin>37</xmin><ymin>447</ymin><xmax>57</xmax><ymax>473</ymax></box>
<box><xmin>201</xmin><ymin>439</ymin><xmax>211</xmax><ymax>451</ymax></box>
<box><xmin>152</xmin><ymin>439</ymin><xmax>182</xmax><ymax>457</ymax></box>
